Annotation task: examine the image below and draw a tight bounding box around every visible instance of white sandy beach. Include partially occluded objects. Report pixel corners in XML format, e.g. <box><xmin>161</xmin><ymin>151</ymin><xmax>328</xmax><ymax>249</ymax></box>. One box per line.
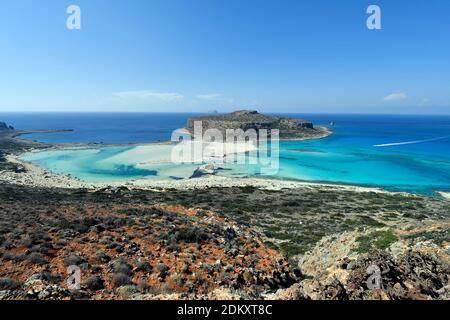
<box><xmin>438</xmin><ymin>192</ymin><xmax>450</xmax><ymax>200</ymax></box>
<box><xmin>1</xmin><ymin>154</ymin><xmax>100</xmax><ymax>189</ymax></box>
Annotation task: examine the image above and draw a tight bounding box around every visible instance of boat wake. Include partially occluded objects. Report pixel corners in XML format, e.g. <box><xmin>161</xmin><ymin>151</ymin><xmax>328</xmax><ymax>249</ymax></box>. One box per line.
<box><xmin>374</xmin><ymin>136</ymin><xmax>450</xmax><ymax>147</ymax></box>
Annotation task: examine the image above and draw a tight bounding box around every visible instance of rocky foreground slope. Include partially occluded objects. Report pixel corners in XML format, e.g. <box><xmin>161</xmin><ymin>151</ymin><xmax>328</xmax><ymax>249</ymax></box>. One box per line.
<box><xmin>0</xmin><ymin>184</ymin><xmax>300</xmax><ymax>300</ymax></box>
<box><xmin>0</xmin><ymin>183</ymin><xmax>448</xmax><ymax>300</ymax></box>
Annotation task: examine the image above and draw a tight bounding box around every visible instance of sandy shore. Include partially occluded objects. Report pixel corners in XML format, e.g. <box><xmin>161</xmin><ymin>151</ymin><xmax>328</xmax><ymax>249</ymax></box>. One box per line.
<box><xmin>126</xmin><ymin>175</ymin><xmax>392</xmax><ymax>194</ymax></box>
<box><xmin>0</xmin><ymin>127</ymin><xmax>430</xmax><ymax>197</ymax></box>
<box><xmin>1</xmin><ymin>153</ymin><xmax>407</xmax><ymax>196</ymax></box>
<box><xmin>1</xmin><ymin>155</ymin><xmax>101</xmax><ymax>189</ymax></box>
<box><xmin>438</xmin><ymin>192</ymin><xmax>450</xmax><ymax>200</ymax></box>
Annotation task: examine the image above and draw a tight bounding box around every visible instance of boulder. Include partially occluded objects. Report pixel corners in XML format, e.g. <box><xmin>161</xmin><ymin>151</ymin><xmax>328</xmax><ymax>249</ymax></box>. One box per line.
<box><xmin>190</xmin><ymin>164</ymin><xmax>217</xmax><ymax>178</ymax></box>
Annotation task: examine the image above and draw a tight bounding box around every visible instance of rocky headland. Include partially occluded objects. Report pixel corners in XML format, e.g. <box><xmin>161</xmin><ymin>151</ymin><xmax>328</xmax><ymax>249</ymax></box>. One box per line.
<box><xmin>186</xmin><ymin>110</ymin><xmax>330</xmax><ymax>140</ymax></box>
<box><xmin>0</xmin><ymin>122</ymin><xmax>14</xmax><ymax>131</ymax></box>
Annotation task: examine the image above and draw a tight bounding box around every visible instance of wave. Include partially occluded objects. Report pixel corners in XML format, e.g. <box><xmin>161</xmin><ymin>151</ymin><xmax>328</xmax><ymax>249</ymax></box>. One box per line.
<box><xmin>374</xmin><ymin>136</ymin><xmax>450</xmax><ymax>147</ymax></box>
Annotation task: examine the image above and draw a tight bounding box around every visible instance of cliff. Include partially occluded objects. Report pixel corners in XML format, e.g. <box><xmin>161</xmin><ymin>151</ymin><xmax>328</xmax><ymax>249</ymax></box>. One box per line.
<box><xmin>186</xmin><ymin>110</ymin><xmax>327</xmax><ymax>139</ymax></box>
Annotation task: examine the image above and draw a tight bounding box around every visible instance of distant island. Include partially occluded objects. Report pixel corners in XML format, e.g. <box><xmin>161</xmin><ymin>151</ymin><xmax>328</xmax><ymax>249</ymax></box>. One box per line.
<box><xmin>186</xmin><ymin>110</ymin><xmax>331</xmax><ymax>140</ymax></box>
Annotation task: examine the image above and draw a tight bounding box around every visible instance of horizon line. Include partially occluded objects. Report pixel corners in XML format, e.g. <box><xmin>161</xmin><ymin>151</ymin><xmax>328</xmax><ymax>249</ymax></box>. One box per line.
<box><xmin>1</xmin><ymin>111</ymin><xmax>450</xmax><ymax>116</ymax></box>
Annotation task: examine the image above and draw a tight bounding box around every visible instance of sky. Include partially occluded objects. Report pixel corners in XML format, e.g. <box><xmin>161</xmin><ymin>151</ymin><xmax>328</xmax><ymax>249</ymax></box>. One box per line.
<box><xmin>0</xmin><ymin>0</ymin><xmax>449</xmax><ymax>114</ymax></box>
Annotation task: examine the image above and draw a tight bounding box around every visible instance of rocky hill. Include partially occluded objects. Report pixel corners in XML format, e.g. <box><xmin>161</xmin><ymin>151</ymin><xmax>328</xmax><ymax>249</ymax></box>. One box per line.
<box><xmin>0</xmin><ymin>122</ymin><xmax>14</xmax><ymax>131</ymax></box>
<box><xmin>0</xmin><ymin>183</ymin><xmax>448</xmax><ymax>300</ymax></box>
<box><xmin>186</xmin><ymin>110</ymin><xmax>328</xmax><ymax>140</ymax></box>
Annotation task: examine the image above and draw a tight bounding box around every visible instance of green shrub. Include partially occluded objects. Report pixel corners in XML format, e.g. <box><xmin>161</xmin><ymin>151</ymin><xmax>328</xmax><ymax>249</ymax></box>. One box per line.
<box><xmin>0</xmin><ymin>277</ymin><xmax>21</xmax><ymax>290</ymax></box>
<box><xmin>174</xmin><ymin>227</ymin><xmax>209</xmax><ymax>243</ymax></box>
<box><xmin>279</xmin><ymin>242</ymin><xmax>304</xmax><ymax>257</ymax></box>
<box><xmin>355</xmin><ymin>230</ymin><xmax>398</xmax><ymax>254</ymax></box>
<box><xmin>111</xmin><ymin>273</ymin><xmax>132</xmax><ymax>288</ymax></box>
<box><xmin>85</xmin><ymin>275</ymin><xmax>104</xmax><ymax>290</ymax></box>
<box><xmin>240</xmin><ymin>186</ymin><xmax>256</xmax><ymax>194</ymax></box>
<box><xmin>28</xmin><ymin>252</ymin><xmax>46</xmax><ymax>265</ymax></box>
<box><xmin>63</xmin><ymin>254</ymin><xmax>86</xmax><ymax>267</ymax></box>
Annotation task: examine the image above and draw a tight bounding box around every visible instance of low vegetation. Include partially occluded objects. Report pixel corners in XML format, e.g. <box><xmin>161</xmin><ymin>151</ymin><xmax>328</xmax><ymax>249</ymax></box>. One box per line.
<box><xmin>355</xmin><ymin>230</ymin><xmax>398</xmax><ymax>254</ymax></box>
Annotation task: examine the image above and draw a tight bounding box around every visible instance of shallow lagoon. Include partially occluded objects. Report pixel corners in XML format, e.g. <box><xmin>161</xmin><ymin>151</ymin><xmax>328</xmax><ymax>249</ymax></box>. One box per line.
<box><xmin>21</xmin><ymin>137</ymin><xmax>450</xmax><ymax>195</ymax></box>
<box><xmin>11</xmin><ymin>113</ymin><xmax>450</xmax><ymax>194</ymax></box>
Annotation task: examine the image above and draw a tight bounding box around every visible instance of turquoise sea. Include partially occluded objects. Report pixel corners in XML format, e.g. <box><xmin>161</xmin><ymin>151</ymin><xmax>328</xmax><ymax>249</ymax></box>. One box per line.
<box><xmin>1</xmin><ymin>113</ymin><xmax>450</xmax><ymax>195</ymax></box>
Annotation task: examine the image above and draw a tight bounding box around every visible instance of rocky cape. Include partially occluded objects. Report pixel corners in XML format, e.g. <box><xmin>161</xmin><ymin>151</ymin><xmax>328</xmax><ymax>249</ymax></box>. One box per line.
<box><xmin>0</xmin><ymin>122</ymin><xmax>14</xmax><ymax>131</ymax></box>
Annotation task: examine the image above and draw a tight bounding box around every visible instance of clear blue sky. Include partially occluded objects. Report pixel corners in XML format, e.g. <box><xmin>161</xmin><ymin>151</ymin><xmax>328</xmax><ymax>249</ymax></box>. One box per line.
<box><xmin>1</xmin><ymin>0</ymin><xmax>449</xmax><ymax>114</ymax></box>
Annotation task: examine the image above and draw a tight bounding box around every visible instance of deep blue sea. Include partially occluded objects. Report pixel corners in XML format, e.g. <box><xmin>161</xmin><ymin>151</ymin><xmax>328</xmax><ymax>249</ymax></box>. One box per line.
<box><xmin>0</xmin><ymin>113</ymin><xmax>195</xmax><ymax>144</ymax></box>
<box><xmin>1</xmin><ymin>112</ymin><xmax>450</xmax><ymax>195</ymax></box>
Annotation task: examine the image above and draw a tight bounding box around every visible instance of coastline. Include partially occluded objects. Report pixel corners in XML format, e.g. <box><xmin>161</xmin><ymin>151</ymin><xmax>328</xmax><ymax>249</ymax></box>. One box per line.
<box><xmin>11</xmin><ymin>129</ymin><xmax>74</xmax><ymax>139</ymax></box>
<box><xmin>0</xmin><ymin>127</ymin><xmax>346</xmax><ymax>192</ymax></box>
<box><xmin>278</xmin><ymin>126</ymin><xmax>332</xmax><ymax>141</ymax></box>
<box><xmin>2</xmin><ymin>126</ymin><xmax>446</xmax><ymax>198</ymax></box>
<box><xmin>1</xmin><ymin>124</ymin><xmax>450</xmax><ymax>301</ymax></box>
<box><xmin>438</xmin><ymin>191</ymin><xmax>450</xmax><ymax>200</ymax></box>
<box><xmin>3</xmin><ymin>125</ymin><xmax>448</xmax><ymax>198</ymax></box>
<box><xmin>2</xmin><ymin>152</ymin><xmax>411</xmax><ymax>197</ymax></box>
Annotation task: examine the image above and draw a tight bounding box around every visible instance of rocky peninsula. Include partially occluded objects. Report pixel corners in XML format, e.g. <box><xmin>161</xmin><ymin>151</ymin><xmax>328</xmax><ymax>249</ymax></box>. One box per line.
<box><xmin>0</xmin><ymin>122</ymin><xmax>14</xmax><ymax>131</ymax></box>
<box><xmin>186</xmin><ymin>110</ymin><xmax>330</xmax><ymax>140</ymax></box>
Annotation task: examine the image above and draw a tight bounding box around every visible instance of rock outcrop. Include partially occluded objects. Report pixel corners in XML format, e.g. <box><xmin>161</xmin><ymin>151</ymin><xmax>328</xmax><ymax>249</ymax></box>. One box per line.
<box><xmin>0</xmin><ymin>122</ymin><xmax>14</xmax><ymax>131</ymax></box>
<box><xmin>190</xmin><ymin>164</ymin><xmax>217</xmax><ymax>178</ymax></box>
<box><xmin>186</xmin><ymin>110</ymin><xmax>327</xmax><ymax>140</ymax></box>
<box><xmin>273</xmin><ymin>249</ymin><xmax>450</xmax><ymax>300</ymax></box>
